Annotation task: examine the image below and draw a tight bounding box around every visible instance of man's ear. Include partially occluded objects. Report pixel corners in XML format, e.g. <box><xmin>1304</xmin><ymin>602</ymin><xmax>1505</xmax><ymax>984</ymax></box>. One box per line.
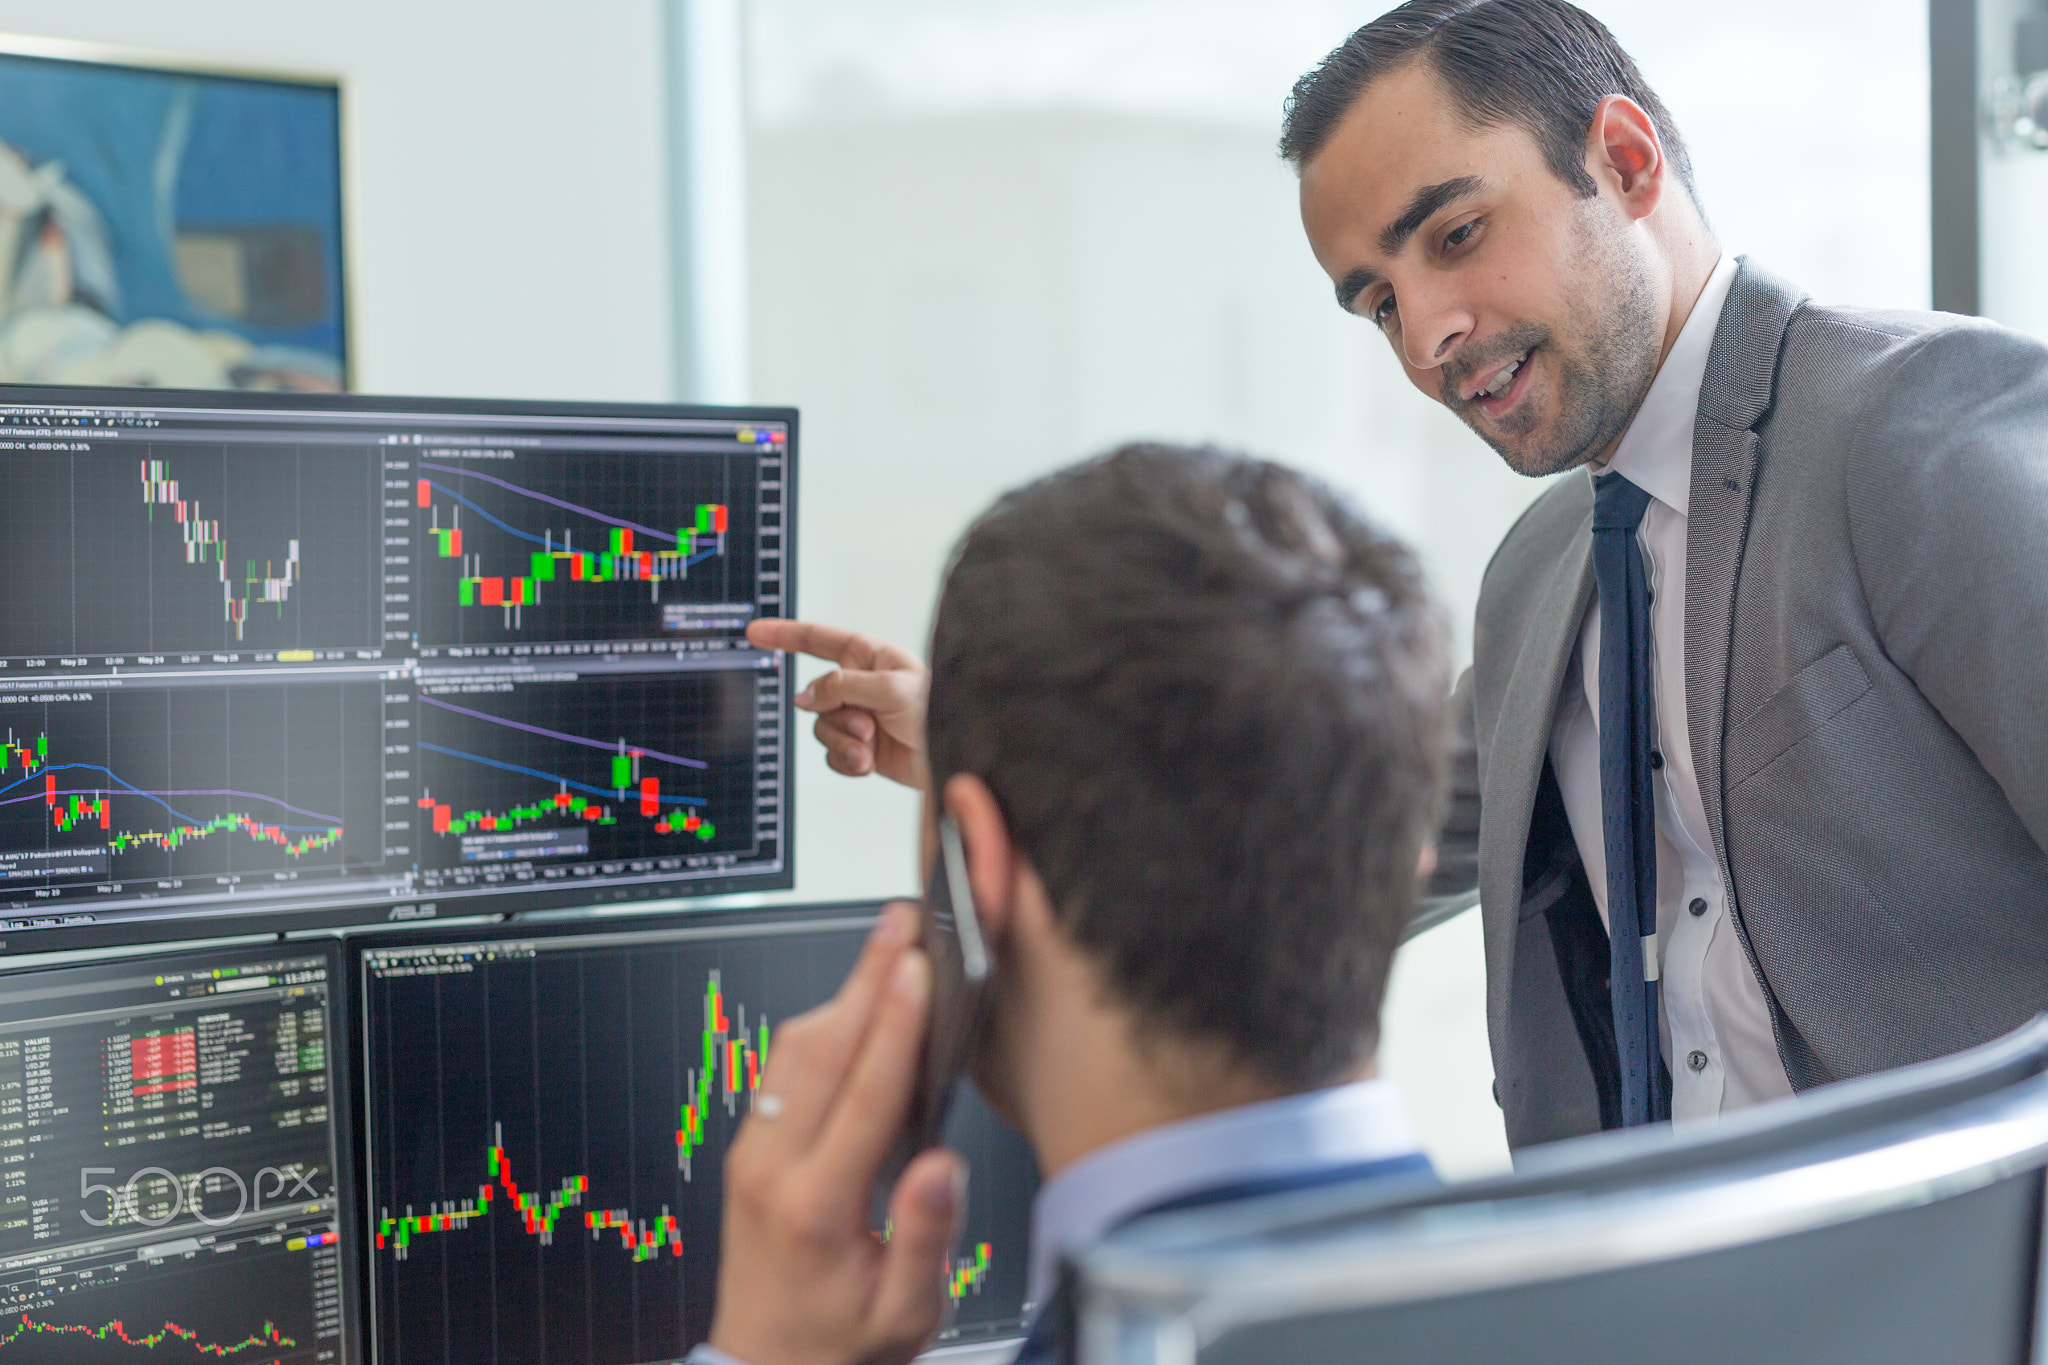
<box><xmin>1585</xmin><ymin>94</ymin><xmax>1665</xmax><ymax>220</ymax></box>
<box><xmin>941</xmin><ymin>773</ymin><xmax>1018</xmax><ymax>942</ymax></box>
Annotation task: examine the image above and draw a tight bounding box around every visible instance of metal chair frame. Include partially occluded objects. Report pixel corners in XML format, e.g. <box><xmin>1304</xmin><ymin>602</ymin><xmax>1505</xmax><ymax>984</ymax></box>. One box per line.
<box><xmin>1077</xmin><ymin>1015</ymin><xmax>2048</xmax><ymax>1365</ymax></box>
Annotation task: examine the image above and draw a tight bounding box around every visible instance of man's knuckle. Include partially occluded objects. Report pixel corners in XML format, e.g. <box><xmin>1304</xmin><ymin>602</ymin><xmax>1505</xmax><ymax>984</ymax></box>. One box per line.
<box><xmin>781</xmin><ymin>1182</ymin><xmax>839</xmax><ymax>1246</ymax></box>
<box><xmin>725</xmin><ymin>1148</ymin><xmax>771</xmax><ymax>1209</ymax></box>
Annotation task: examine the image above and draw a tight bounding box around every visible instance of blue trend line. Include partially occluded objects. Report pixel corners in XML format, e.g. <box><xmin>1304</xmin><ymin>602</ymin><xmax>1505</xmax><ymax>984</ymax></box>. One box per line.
<box><xmin>0</xmin><ymin>765</ymin><xmax>342</xmax><ymax>830</ymax></box>
<box><xmin>419</xmin><ymin>696</ymin><xmax>707</xmax><ymax>769</ymax></box>
<box><xmin>425</xmin><ymin>484</ymin><xmax>548</xmax><ymax>548</ymax></box>
<box><xmin>418</xmin><ymin>742</ymin><xmax>707</xmax><ymax>807</ymax></box>
<box><xmin>417</xmin><ymin>462</ymin><xmax>679</xmax><ymax>543</ymax></box>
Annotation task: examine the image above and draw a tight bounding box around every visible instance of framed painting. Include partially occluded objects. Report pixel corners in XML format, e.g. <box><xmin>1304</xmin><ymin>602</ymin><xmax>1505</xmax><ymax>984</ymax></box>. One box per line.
<box><xmin>0</xmin><ymin>36</ymin><xmax>348</xmax><ymax>391</ymax></box>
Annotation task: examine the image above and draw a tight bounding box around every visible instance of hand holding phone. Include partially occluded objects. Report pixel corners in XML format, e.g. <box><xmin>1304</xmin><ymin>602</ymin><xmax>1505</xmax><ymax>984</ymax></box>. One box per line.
<box><xmin>891</xmin><ymin>816</ymin><xmax>991</xmax><ymax>1177</ymax></box>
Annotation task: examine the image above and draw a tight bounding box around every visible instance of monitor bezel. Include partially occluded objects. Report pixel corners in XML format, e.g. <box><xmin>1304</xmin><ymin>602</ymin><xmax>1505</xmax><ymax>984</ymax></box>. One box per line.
<box><xmin>0</xmin><ymin>382</ymin><xmax>798</xmax><ymax>955</ymax></box>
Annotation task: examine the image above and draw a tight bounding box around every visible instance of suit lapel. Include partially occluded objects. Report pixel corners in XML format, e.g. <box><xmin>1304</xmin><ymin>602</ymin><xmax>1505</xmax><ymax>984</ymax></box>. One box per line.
<box><xmin>1482</xmin><ymin>513</ymin><xmax>1593</xmax><ymax>1029</ymax></box>
<box><xmin>1684</xmin><ymin>258</ymin><xmax>1805</xmax><ymax>877</ymax></box>
<box><xmin>1682</xmin><ymin>419</ymin><xmax>1759</xmax><ymax>872</ymax></box>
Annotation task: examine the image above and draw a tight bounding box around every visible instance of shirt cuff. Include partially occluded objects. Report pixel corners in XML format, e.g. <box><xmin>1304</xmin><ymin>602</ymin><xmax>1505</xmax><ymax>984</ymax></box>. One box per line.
<box><xmin>682</xmin><ymin>1346</ymin><xmax>753</xmax><ymax>1365</ymax></box>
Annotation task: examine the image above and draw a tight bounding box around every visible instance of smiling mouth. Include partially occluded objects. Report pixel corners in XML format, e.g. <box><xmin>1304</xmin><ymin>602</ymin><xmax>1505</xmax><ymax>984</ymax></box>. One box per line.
<box><xmin>1474</xmin><ymin>349</ymin><xmax>1531</xmax><ymax>400</ymax></box>
<box><xmin>1459</xmin><ymin>344</ymin><xmax>1541</xmax><ymax>424</ymax></box>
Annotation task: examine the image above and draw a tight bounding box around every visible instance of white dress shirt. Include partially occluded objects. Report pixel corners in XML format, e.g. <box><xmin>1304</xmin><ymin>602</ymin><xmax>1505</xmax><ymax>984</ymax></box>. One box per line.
<box><xmin>1547</xmin><ymin>254</ymin><xmax>1793</xmax><ymax>1122</ymax></box>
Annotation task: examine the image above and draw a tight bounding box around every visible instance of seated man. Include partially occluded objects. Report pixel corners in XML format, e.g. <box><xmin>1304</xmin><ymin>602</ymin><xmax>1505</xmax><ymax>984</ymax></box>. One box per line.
<box><xmin>693</xmin><ymin>443</ymin><xmax>1451</xmax><ymax>1365</ymax></box>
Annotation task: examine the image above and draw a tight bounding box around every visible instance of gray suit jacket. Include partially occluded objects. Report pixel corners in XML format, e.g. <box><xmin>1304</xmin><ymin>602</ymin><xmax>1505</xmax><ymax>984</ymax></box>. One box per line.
<box><xmin>1427</xmin><ymin>258</ymin><xmax>2048</xmax><ymax>1149</ymax></box>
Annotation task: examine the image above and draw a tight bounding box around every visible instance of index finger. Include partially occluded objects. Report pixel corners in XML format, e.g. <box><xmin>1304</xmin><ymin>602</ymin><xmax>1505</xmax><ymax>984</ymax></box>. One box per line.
<box><xmin>808</xmin><ymin>948</ymin><xmax>932</xmax><ymax>1201</ymax></box>
<box><xmin>747</xmin><ymin>619</ymin><xmax>917</xmax><ymax>672</ymax></box>
<box><xmin>748</xmin><ymin>902</ymin><xmax>918</xmax><ymax>1151</ymax></box>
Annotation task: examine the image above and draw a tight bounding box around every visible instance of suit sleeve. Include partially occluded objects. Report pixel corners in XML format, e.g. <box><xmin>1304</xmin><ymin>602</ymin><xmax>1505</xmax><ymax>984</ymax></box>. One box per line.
<box><xmin>1408</xmin><ymin>667</ymin><xmax>1481</xmax><ymax>938</ymax></box>
<box><xmin>1848</xmin><ymin>321</ymin><xmax>2048</xmax><ymax>851</ymax></box>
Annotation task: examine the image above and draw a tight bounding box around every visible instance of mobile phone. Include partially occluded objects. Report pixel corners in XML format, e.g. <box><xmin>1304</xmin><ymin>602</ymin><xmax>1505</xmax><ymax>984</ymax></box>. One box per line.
<box><xmin>888</xmin><ymin>815</ymin><xmax>990</xmax><ymax>1180</ymax></box>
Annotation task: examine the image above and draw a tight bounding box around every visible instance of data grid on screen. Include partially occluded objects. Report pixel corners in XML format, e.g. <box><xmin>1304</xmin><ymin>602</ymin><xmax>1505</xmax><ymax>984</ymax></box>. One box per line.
<box><xmin>0</xmin><ymin>942</ymin><xmax>350</xmax><ymax>1365</ymax></box>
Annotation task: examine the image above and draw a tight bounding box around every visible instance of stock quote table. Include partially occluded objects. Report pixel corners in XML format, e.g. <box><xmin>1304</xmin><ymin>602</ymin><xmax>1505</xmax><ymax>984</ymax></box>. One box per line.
<box><xmin>0</xmin><ymin>943</ymin><xmax>348</xmax><ymax>1365</ymax></box>
<box><xmin>360</xmin><ymin>911</ymin><xmax>1036</xmax><ymax>1365</ymax></box>
<box><xmin>0</xmin><ymin>392</ymin><xmax>793</xmax><ymax>950</ymax></box>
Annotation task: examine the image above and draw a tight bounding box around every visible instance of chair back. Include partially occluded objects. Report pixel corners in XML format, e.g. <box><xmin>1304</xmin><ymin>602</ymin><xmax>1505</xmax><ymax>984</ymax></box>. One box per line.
<box><xmin>1077</xmin><ymin>1015</ymin><xmax>2048</xmax><ymax>1365</ymax></box>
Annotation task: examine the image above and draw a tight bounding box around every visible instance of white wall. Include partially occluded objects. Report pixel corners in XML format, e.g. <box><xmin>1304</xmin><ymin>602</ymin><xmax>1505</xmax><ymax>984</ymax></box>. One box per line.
<box><xmin>0</xmin><ymin>0</ymin><xmax>676</xmax><ymax>403</ymax></box>
<box><xmin>748</xmin><ymin>105</ymin><xmax>1538</xmax><ymax>886</ymax></box>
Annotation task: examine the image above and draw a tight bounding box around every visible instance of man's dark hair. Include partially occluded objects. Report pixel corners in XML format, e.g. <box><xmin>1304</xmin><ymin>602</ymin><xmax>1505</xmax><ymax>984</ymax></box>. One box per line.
<box><xmin>1279</xmin><ymin>0</ymin><xmax>1698</xmax><ymax>207</ymax></box>
<box><xmin>926</xmin><ymin>444</ymin><xmax>1449</xmax><ymax>1090</ymax></box>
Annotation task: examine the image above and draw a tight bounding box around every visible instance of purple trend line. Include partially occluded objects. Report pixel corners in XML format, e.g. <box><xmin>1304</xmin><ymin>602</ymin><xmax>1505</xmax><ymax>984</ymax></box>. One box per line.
<box><xmin>416</xmin><ymin>462</ymin><xmax>678</xmax><ymax>543</ymax></box>
<box><xmin>419</xmin><ymin>695</ymin><xmax>709</xmax><ymax>769</ymax></box>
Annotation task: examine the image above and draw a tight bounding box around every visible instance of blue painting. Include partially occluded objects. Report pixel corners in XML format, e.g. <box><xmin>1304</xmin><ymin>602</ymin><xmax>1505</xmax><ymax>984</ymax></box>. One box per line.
<box><xmin>0</xmin><ymin>49</ymin><xmax>346</xmax><ymax>390</ymax></box>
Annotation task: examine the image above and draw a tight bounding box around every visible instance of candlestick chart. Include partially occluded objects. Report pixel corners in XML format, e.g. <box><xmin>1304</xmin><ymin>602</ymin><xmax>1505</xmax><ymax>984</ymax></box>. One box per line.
<box><xmin>0</xmin><ymin>1315</ymin><xmax>295</xmax><ymax>1356</ymax></box>
<box><xmin>0</xmin><ymin>397</ymin><xmax>788</xmax><ymax>940</ymax></box>
<box><xmin>414</xmin><ymin>450</ymin><xmax>760</xmax><ymax>647</ymax></box>
<box><xmin>0</xmin><ymin>441</ymin><xmax>379</xmax><ymax>660</ymax></box>
<box><xmin>374</xmin><ymin>970</ymin><xmax>772</xmax><ymax>1266</ymax></box>
<box><xmin>0</xmin><ymin>1223</ymin><xmax>335</xmax><ymax>1365</ymax></box>
<box><xmin>414</xmin><ymin>670</ymin><xmax>761</xmax><ymax>881</ymax></box>
<box><xmin>362</xmin><ymin>914</ymin><xmax>1034</xmax><ymax>1365</ymax></box>
<box><xmin>0</xmin><ymin>683</ymin><xmax>383</xmax><ymax>900</ymax></box>
<box><xmin>139</xmin><ymin>459</ymin><xmax>303</xmax><ymax>643</ymax></box>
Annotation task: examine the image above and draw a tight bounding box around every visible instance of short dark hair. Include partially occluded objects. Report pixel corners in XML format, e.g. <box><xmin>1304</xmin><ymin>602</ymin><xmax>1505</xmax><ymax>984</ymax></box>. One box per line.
<box><xmin>1280</xmin><ymin>0</ymin><xmax>1698</xmax><ymax>207</ymax></box>
<box><xmin>926</xmin><ymin>444</ymin><xmax>1449</xmax><ymax>1090</ymax></box>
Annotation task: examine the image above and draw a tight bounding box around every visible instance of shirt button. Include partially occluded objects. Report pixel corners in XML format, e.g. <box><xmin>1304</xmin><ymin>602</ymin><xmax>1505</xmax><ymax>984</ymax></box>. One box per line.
<box><xmin>1687</xmin><ymin>1050</ymin><xmax>1709</xmax><ymax>1073</ymax></box>
<box><xmin>1689</xmin><ymin>897</ymin><xmax>1708</xmax><ymax>917</ymax></box>
<box><xmin>1649</xmin><ymin>750</ymin><xmax>1664</xmax><ymax>770</ymax></box>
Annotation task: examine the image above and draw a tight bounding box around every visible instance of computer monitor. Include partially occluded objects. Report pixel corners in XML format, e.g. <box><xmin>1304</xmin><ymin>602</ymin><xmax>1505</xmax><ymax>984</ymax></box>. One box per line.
<box><xmin>0</xmin><ymin>940</ymin><xmax>353</xmax><ymax>1363</ymax></box>
<box><xmin>0</xmin><ymin>386</ymin><xmax>795</xmax><ymax>952</ymax></box>
<box><xmin>353</xmin><ymin>903</ymin><xmax>1037</xmax><ymax>1365</ymax></box>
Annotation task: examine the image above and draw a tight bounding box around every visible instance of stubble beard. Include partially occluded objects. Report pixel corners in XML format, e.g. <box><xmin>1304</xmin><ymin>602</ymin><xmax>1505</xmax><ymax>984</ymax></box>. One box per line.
<box><xmin>1450</xmin><ymin>213</ymin><xmax>1665</xmax><ymax>479</ymax></box>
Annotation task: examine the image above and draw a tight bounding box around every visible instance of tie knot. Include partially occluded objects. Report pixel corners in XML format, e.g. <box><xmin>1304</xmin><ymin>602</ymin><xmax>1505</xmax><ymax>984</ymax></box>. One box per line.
<box><xmin>1593</xmin><ymin>471</ymin><xmax>1654</xmax><ymax>532</ymax></box>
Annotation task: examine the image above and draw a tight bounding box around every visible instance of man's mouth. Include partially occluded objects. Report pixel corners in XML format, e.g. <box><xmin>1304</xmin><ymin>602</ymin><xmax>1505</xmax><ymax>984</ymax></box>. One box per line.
<box><xmin>1482</xmin><ymin>349</ymin><xmax>1531</xmax><ymax>397</ymax></box>
<box><xmin>1467</xmin><ymin>346</ymin><xmax>1536</xmax><ymax>418</ymax></box>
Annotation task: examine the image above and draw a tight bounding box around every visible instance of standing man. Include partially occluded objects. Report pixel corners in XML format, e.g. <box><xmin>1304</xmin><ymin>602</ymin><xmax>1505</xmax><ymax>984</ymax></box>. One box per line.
<box><xmin>754</xmin><ymin>0</ymin><xmax>2048</xmax><ymax>1149</ymax></box>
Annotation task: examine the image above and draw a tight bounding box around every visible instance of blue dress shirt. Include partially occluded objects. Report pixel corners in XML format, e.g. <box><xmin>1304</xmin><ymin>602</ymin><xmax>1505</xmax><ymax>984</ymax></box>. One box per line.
<box><xmin>687</xmin><ymin>1078</ymin><xmax>1429</xmax><ymax>1365</ymax></box>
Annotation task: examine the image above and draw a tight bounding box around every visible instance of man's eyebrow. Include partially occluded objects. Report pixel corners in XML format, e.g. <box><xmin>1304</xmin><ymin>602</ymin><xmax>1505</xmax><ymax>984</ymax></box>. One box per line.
<box><xmin>1335</xmin><ymin>267</ymin><xmax>1382</xmax><ymax>314</ymax></box>
<box><xmin>1377</xmin><ymin>174</ymin><xmax>1486</xmax><ymax>256</ymax></box>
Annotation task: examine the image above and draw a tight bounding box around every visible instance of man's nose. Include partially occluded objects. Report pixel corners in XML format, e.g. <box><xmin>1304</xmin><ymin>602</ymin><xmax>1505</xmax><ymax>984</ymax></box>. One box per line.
<box><xmin>1399</xmin><ymin>280</ymin><xmax>1475</xmax><ymax>375</ymax></box>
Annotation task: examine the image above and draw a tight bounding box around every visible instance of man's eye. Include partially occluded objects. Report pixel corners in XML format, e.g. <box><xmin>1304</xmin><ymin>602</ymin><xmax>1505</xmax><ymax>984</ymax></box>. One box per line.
<box><xmin>1371</xmin><ymin>295</ymin><xmax>1397</xmax><ymax>329</ymax></box>
<box><xmin>1444</xmin><ymin>219</ymin><xmax>1480</xmax><ymax>251</ymax></box>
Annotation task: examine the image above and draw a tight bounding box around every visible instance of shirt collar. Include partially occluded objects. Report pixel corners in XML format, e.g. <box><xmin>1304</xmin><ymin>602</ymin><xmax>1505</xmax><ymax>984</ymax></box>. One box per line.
<box><xmin>1593</xmin><ymin>253</ymin><xmax>1739</xmax><ymax>518</ymax></box>
<box><xmin>1026</xmin><ymin>1078</ymin><xmax>1420</xmax><ymax>1306</ymax></box>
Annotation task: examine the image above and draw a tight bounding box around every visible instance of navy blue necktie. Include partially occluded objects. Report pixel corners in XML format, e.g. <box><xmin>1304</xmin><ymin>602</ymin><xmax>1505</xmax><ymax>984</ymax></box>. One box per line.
<box><xmin>1591</xmin><ymin>472</ymin><xmax>1669</xmax><ymax>1126</ymax></box>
